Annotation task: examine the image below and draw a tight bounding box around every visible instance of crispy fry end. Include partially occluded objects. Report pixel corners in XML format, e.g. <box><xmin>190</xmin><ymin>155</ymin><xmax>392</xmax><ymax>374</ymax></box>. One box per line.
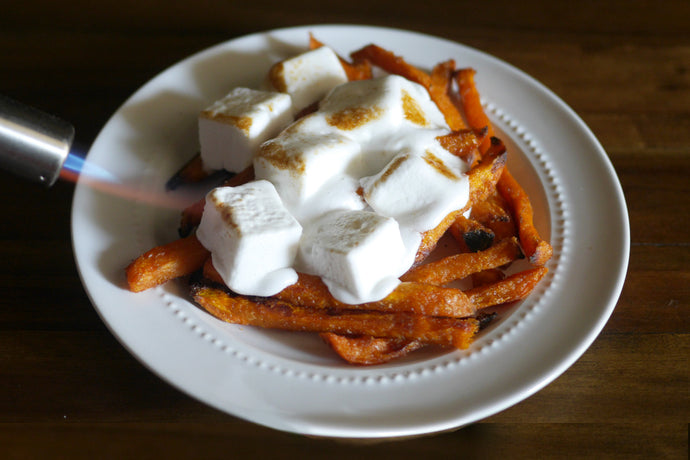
<box><xmin>125</xmin><ymin>235</ymin><xmax>209</xmax><ymax>293</ymax></box>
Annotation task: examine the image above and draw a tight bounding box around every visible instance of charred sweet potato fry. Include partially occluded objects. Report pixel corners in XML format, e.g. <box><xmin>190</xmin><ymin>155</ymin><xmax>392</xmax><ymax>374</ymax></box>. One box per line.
<box><xmin>470</xmin><ymin>191</ymin><xmax>517</xmax><ymax>242</ymax></box>
<box><xmin>350</xmin><ymin>44</ymin><xmax>432</xmax><ymax>89</ymax></box>
<box><xmin>165</xmin><ymin>153</ymin><xmax>209</xmax><ymax>190</ymax></box>
<box><xmin>321</xmin><ymin>333</ymin><xmax>424</xmax><ymax>365</ymax></box>
<box><xmin>465</xmin><ymin>266</ymin><xmax>548</xmax><ymax>309</ymax></box>
<box><xmin>126</xmin><ymin>235</ymin><xmax>209</xmax><ymax>292</ymax></box>
<box><xmin>192</xmin><ymin>284</ymin><xmax>479</xmax><ymax>348</ymax></box>
<box><xmin>402</xmin><ymin>237</ymin><xmax>522</xmax><ymax>286</ymax></box>
<box><xmin>449</xmin><ymin>215</ymin><xmax>495</xmax><ymax>252</ymax></box>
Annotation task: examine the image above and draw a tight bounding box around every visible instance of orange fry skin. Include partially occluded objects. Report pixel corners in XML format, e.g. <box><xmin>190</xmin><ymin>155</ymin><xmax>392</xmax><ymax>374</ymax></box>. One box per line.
<box><xmin>125</xmin><ymin>235</ymin><xmax>210</xmax><ymax>293</ymax></box>
<box><xmin>465</xmin><ymin>266</ymin><xmax>548</xmax><ymax>309</ymax></box>
<box><xmin>471</xmin><ymin>268</ymin><xmax>506</xmax><ymax>288</ymax></box>
<box><xmin>429</xmin><ymin>60</ymin><xmax>467</xmax><ymax>131</ymax></box>
<box><xmin>278</xmin><ymin>273</ymin><xmax>476</xmax><ymax>318</ymax></box>
<box><xmin>453</xmin><ymin>70</ymin><xmax>552</xmax><ymax>266</ymax></box>
<box><xmin>203</xmin><ymin>264</ymin><xmax>476</xmax><ymax>318</ymax></box>
<box><xmin>192</xmin><ymin>284</ymin><xmax>479</xmax><ymax>349</ymax></box>
<box><xmin>402</xmin><ymin>237</ymin><xmax>522</xmax><ymax>286</ymax></box>
<box><xmin>436</xmin><ymin>127</ymin><xmax>487</xmax><ymax>164</ymax></box>
<box><xmin>320</xmin><ymin>333</ymin><xmax>424</xmax><ymax>366</ymax></box>
<box><xmin>350</xmin><ymin>44</ymin><xmax>432</xmax><ymax>89</ymax></box>
<box><xmin>465</xmin><ymin>144</ymin><xmax>508</xmax><ymax>208</ymax></box>
<box><xmin>455</xmin><ymin>68</ymin><xmax>495</xmax><ymax>154</ymax></box>
<box><xmin>496</xmin><ymin>168</ymin><xmax>553</xmax><ymax>266</ymax></box>
<box><xmin>415</xmin><ymin>209</ymin><xmax>464</xmax><ymax>264</ymax></box>
<box><xmin>470</xmin><ymin>191</ymin><xmax>517</xmax><ymax>242</ymax></box>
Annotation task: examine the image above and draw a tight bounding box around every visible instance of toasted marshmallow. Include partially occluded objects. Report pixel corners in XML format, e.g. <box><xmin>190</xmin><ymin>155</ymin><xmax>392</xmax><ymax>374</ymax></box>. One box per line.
<box><xmin>318</xmin><ymin>75</ymin><xmax>449</xmax><ymax>174</ymax></box>
<box><xmin>267</xmin><ymin>46</ymin><xmax>348</xmax><ymax>112</ymax></box>
<box><xmin>253</xmin><ymin>114</ymin><xmax>365</xmax><ymax>223</ymax></box>
<box><xmin>199</xmin><ymin>87</ymin><xmax>293</xmax><ymax>172</ymax></box>
<box><xmin>198</xmin><ymin>71</ymin><xmax>471</xmax><ymax>305</ymax></box>
<box><xmin>196</xmin><ymin>181</ymin><xmax>302</xmax><ymax>296</ymax></box>
<box><xmin>361</xmin><ymin>143</ymin><xmax>470</xmax><ymax>232</ymax></box>
<box><xmin>298</xmin><ymin>210</ymin><xmax>407</xmax><ymax>304</ymax></box>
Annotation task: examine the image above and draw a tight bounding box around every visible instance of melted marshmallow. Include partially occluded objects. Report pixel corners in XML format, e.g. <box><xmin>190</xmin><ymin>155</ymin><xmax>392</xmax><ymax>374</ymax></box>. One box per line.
<box><xmin>298</xmin><ymin>210</ymin><xmax>408</xmax><ymax>303</ymax></box>
<box><xmin>199</xmin><ymin>87</ymin><xmax>293</xmax><ymax>172</ymax></box>
<box><xmin>266</xmin><ymin>46</ymin><xmax>348</xmax><ymax>112</ymax></box>
<box><xmin>196</xmin><ymin>181</ymin><xmax>302</xmax><ymax>296</ymax></box>
<box><xmin>202</xmin><ymin>69</ymin><xmax>470</xmax><ymax>304</ymax></box>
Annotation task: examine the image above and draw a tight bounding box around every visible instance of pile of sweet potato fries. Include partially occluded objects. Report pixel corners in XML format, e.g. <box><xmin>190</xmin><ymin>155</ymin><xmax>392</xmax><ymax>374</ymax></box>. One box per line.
<box><xmin>125</xmin><ymin>36</ymin><xmax>552</xmax><ymax>365</ymax></box>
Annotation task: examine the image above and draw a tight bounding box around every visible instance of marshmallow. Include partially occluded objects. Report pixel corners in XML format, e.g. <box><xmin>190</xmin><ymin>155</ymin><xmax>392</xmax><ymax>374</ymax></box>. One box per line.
<box><xmin>196</xmin><ymin>181</ymin><xmax>302</xmax><ymax>296</ymax></box>
<box><xmin>298</xmin><ymin>210</ymin><xmax>407</xmax><ymax>304</ymax></box>
<box><xmin>319</xmin><ymin>75</ymin><xmax>448</xmax><ymax>133</ymax></box>
<box><xmin>199</xmin><ymin>87</ymin><xmax>293</xmax><ymax>172</ymax></box>
<box><xmin>267</xmin><ymin>46</ymin><xmax>348</xmax><ymax>112</ymax></box>
<box><xmin>196</xmin><ymin>71</ymin><xmax>471</xmax><ymax>304</ymax></box>
<box><xmin>318</xmin><ymin>75</ymin><xmax>449</xmax><ymax>174</ymax></box>
<box><xmin>360</xmin><ymin>143</ymin><xmax>470</xmax><ymax>232</ymax></box>
<box><xmin>253</xmin><ymin>114</ymin><xmax>365</xmax><ymax>223</ymax></box>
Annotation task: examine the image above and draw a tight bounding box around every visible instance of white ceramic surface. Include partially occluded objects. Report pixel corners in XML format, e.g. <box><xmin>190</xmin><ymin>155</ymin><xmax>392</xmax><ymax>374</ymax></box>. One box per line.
<box><xmin>71</xmin><ymin>25</ymin><xmax>629</xmax><ymax>438</ymax></box>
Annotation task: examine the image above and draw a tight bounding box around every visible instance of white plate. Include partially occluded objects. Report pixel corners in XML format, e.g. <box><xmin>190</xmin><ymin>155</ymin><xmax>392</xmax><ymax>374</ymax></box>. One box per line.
<box><xmin>71</xmin><ymin>25</ymin><xmax>629</xmax><ymax>438</ymax></box>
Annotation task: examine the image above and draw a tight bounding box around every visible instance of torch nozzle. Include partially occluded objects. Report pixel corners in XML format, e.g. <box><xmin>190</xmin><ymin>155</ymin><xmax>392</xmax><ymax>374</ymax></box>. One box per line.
<box><xmin>0</xmin><ymin>95</ymin><xmax>74</xmax><ymax>187</ymax></box>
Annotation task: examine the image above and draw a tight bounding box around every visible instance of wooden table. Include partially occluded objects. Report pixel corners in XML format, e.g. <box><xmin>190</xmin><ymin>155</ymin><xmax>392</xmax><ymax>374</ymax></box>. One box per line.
<box><xmin>1</xmin><ymin>1</ymin><xmax>687</xmax><ymax>458</ymax></box>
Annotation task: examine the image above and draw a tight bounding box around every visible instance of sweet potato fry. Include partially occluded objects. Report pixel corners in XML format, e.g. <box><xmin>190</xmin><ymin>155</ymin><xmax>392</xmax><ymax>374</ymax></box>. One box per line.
<box><xmin>350</xmin><ymin>44</ymin><xmax>432</xmax><ymax>89</ymax></box>
<box><xmin>320</xmin><ymin>333</ymin><xmax>424</xmax><ymax>365</ymax></box>
<box><xmin>470</xmin><ymin>191</ymin><xmax>517</xmax><ymax>241</ymax></box>
<box><xmin>178</xmin><ymin>165</ymin><xmax>255</xmax><ymax>237</ymax></box>
<box><xmin>465</xmin><ymin>141</ymin><xmax>508</xmax><ymax>207</ymax></box>
<box><xmin>402</xmin><ymin>237</ymin><xmax>522</xmax><ymax>286</ymax></box>
<box><xmin>465</xmin><ymin>266</ymin><xmax>548</xmax><ymax>309</ymax></box>
<box><xmin>436</xmin><ymin>127</ymin><xmax>487</xmax><ymax>164</ymax></box>
<box><xmin>452</xmin><ymin>73</ymin><xmax>552</xmax><ymax>265</ymax></box>
<box><xmin>309</xmin><ymin>33</ymin><xmax>372</xmax><ymax>81</ymax></box>
<box><xmin>192</xmin><ymin>284</ymin><xmax>479</xmax><ymax>348</ymax></box>
<box><xmin>203</xmin><ymin>264</ymin><xmax>476</xmax><ymax>318</ymax></box>
<box><xmin>471</xmin><ymin>268</ymin><xmax>506</xmax><ymax>288</ymax></box>
<box><xmin>496</xmin><ymin>168</ymin><xmax>553</xmax><ymax>266</ymax></box>
<box><xmin>455</xmin><ymin>68</ymin><xmax>495</xmax><ymax>154</ymax></box>
<box><xmin>415</xmin><ymin>209</ymin><xmax>463</xmax><ymax>263</ymax></box>
<box><xmin>449</xmin><ymin>215</ymin><xmax>495</xmax><ymax>252</ymax></box>
<box><xmin>429</xmin><ymin>60</ymin><xmax>466</xmax><ymax>131</ymax></box>
<box><xmin>414</xmin><ymin>145</ymin><xmax>506</xmax><ymax>263</ymax></box>
<box><xmin>280</xmin><ymin>273</ymin><xmax>476</xmax><ymax>317</ymax></box>
<box><xmin>165</xmin><ymin>153</ymin><xmax>209</xmax><ymax>190</ymax></box>
<box><xmin>126</xmin><ymin>235</ymin><xmax>209</xmax><ymax>292</ymax></box>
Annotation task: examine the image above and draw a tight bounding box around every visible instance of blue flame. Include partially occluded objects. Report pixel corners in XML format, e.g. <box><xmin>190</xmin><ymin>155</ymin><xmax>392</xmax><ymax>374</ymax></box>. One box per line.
<box><xmin>63</xmin><ymin>152</ymin><xmax>119</xmax><ymax>183</ymax></box>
